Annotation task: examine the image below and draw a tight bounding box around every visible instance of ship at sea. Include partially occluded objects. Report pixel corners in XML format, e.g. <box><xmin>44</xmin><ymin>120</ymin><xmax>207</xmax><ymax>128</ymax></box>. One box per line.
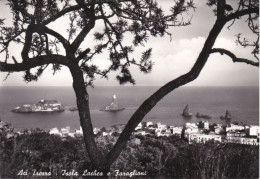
<box><xmin>182</xmin><ymin>105</ymin><xmax>192</xmax><ymax>118</ymax></box>
<box><xmin>100</xmin><ymin>94</ymin><xmax>125</xmax><ymax>112</ymax></box>
<box><xmin>220</xmin><ymin>110</ymin><xmax>232</xmax><ymax>120</ymax></box>
<box><xmin>12</xmin><ymin>100</ymin><xmax>65</xmax><ymax>113</ymax></box>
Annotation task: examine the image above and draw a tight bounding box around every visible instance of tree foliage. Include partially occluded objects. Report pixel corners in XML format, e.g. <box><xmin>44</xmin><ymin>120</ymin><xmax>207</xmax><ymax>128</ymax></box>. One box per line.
<box><xmin>0</xmin><ymin>0</ymin><xmax>194</xmax><ymax>85</ymax></box>
<box><xmin>0</xmin><ymin>125</ymin><xmax>258</xmax><ymax>178</ymax></box>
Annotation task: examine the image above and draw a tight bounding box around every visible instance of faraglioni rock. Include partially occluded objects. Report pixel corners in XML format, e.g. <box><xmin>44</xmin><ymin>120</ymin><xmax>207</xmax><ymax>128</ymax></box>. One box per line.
<box><xmin>220</xmin><ymin>109</ymin><xmax>232</xmax><ymax>120</ymax></box>
<box><xmin>182</xmin><ymin>104</ymin><xmax>193</xmax><ymax>118</ymax></box>
<box><xmin>100</xmin><ymin>95</ymin><xmax>125</xmax><ymax>112</ymax></box>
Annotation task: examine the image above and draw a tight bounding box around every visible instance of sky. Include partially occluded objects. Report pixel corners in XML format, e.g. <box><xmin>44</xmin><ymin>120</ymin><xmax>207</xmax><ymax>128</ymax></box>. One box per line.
<box><xmin>0</xmin><ymin>0</ymin><xmax>259</xmax><ymax>87</ymax></box>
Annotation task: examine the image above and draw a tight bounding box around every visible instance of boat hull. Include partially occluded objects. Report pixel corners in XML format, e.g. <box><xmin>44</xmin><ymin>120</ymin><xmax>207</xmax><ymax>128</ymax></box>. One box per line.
<box><xmin>100</xmin><ymin>108</ymin><xmax>125</xmax><ymax>112</ymax></box>
<box><xmin>12</xmin><ymin>108</ymin><xmax>65</xmax><ymax>113</ymax></box>
<box><xmin>220</xmin><ymin>116</ymin><xmax>232</xmax><ymax>120</ymax></box>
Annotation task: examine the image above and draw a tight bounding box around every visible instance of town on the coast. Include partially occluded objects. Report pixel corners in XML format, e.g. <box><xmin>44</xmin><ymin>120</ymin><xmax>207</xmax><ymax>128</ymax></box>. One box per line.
<box><xmin>47</xmin><ymin>120</ymin><xmax>259</xmax><ymax>146</ymax></box>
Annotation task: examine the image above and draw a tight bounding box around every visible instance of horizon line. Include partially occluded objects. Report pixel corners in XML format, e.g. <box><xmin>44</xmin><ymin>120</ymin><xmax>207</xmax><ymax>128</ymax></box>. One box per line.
<box><xmin>0</xmin><ymin>85</ymin><xmax>259</xmax><ymax>87</ymax></box>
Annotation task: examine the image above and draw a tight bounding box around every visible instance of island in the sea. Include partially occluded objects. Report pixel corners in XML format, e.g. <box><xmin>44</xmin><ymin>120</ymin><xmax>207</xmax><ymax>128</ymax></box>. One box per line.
<box><xmin>100</xmin><ymin>94</ymin><xmax>125</xmax><ymax>112</ymax></box>
<box><xmin>12</xmin><ymin>100</ymin><xmax>65</xmax><ymax>113</ymax></box>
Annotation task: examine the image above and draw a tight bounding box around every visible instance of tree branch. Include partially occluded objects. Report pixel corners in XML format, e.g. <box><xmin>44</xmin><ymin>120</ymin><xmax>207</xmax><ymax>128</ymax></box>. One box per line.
<box><xmin>106</xmin><ymin>18</ymin><xmax>227</xmax><ymax>166</ymax></box>
<box><xmin>42</xmin><ymin>26</ymin><xmax>70</xmax><ymax>50</ymax></box>
<box><xmin>42</xmin><ymin>0</ymin><xmax>132</xmax><ymax>25</ymax></box>
<box><xmin>0</xmin><ymin>55</ymin><xmax>69</xmax><ymax>72</ymax></box>
<box><xmin>42</xmin><ymin>5</ymin><xmax>82</xmax><ymax>25</ymax></box>
<box><xmin>69</xmin><ymin>63</ymin><xmax>107</xmax><ymax>171</ymax></box>
<box><xmin>106</xmin><ymin>2</ymin><xmax>259</xmax><ymax>165</ymax></box>
<box><xmin>70</xmin><ymin>7</ymin><xmax>95</xmax><ymax>53</ymax></box>
<box><xmin>76</xmin><ymin>48</ymin><xmax>91</xmax><ymax>61</ymax></box>
<box><xmin>0</xmin><ymin>30</ymin><xmax>25</xmax><ymax>54</ymax></box>
<box><xmin>13</xmin><ymin>2</ymin><xmax>34</xmax><ymax>19</ymax></box>
<box><xmin>217</xmin><ymin>0</ymin><xmax>225</xmax><ymax>19</ymax></box>
<box><xmin>105</xmin><ymin>7</ymin><xmax>260</xmax><ymax>165</ymax></box>
<box><xmin>211</xmin><ymin>48</ymin><xmax>259</xmax><ymax>66</ymax></box>
<box><xmin>21</xmin><ymin>24</ymin><xmax>34</xmax><ymax>61</ymax></box>
<box><xmin>225</xmin><ymin>7</ymin><xmax>259</xmax><ymax>22</ymax></box>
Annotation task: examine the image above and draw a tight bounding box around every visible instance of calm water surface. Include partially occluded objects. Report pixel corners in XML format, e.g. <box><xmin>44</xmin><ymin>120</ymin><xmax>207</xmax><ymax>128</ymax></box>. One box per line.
<box><xmin>0</xmin><ymin>86</ymin><xmax>258</xmax><ymax>131</ymax></box>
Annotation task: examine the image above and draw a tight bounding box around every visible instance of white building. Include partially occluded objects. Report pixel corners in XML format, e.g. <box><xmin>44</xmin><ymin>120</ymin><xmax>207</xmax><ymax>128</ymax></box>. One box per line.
<box><xmin>204</xmin><ymin>121</ymin><xmax>209</xmax><ymax>130</ymax></box>
<box><xmin>93</xmin><ymin>128</ymin><xmax>100</xmax><ymax>135</ymax></box>
<box><xmin>102</xmin><ymin>131</ymin><xmax>108</xmax><ymax>136</ymax></box>
<box><xmin>135</xmin><ymin>123</ymin><xmax>143</xmax><ymax>130</ymax></box>
<box><xmin>186</xmin><ymin>123</ymin><xmax>197</xmax><ymax>128</ymax></box>
<box><xmin>189</xmin><ymin>133</ymin><xmax>222</xmax><ymax>144</ymax></box>
<box><xmin>146</xmin><ymin>121</ymin><xmax>153</xmax><ymax>127</ymax></box>
<box><xmin>60</xmin><ymin>126</ymin><xmax>70</xmax><ymax>137</ymax></box>
<box><xmin>133</xmin><ymin>130</ymin><xmax>147</xmax><ymax>136</ymax></box>
<box><xmin>49</xmin><ymin>128</ymin><xmax>62</xmax><ymax>136</ymax></box>
<box><xmin>226</xmin><ymin>136</ymin><xmax>259</xmax><ymax>145</ymax></box>
<box><xmin>248</xmin><ymin>125</ymin><xmax>260</xmax><ymax>137</ymax></box>
<box><xmin>185</xmin><ymin>124</ymin><xmax>199</xmax><ymax>135</ymax></box>
<box><xmin>227</xmin><ymin>131</ymin><xmax>246</xmax><ymax>137</ymax></box>
<box><xmin>171</xmin><ymin>126</ymin><xmax>183</xmax><ymax>136</ymax></box>
<box><xmin>226</xmin><ymin>124</ymin><xmax>245</xmax><ymax>132</ymax></box>
<box><xmin>75</xmin><ymin>127</ymin><xmax>83</xmax><ymax>135</ymax></box>
<box><xmin>156</xmin><ymin>131</ymin><xmax>171</xmax><ymax>137</ymax></box>
<box><xmin>240</xmin><ymin>137</ymin><xmax>259</xmax><ymax>145</ymax></box>
<box><xmin>226</xmin><ymin>136</ymin><xmax>242</xmax><ymax>144</ymax></box>
<box><xmin>157</xmin><ymin>123</ymin><xmax>167</xmax><ymax>131</ymax></box>
<box><xmin>68</xmin><ymin>132</ymin><xmax>75</xmax><ymax>137</ymax></box>
<box><xmin>215</xmin><ymin>126</ymin><xmax>224</xmax><ymax>134</ymax></box>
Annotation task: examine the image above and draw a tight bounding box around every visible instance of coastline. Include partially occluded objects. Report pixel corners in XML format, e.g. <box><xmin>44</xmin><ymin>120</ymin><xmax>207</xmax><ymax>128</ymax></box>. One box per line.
<box><xmin>0</xmin><ymin>86</ymin><xmax>259</xmax><ymax>132</ymax></box>
<box><xmin>6</xmin><ymin>119</ymin><xmax>259</xmax><ymax>146</ymax></box>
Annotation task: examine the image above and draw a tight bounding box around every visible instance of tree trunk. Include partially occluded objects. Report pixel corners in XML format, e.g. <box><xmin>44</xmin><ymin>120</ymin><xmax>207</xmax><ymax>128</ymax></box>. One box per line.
<box><xmin>106</xmin><ymin>18</ymin><xmax>227</xmax><ymax>166</ymax></box>
<box><xmin>69</xmin><ymin>63</ymin><xmax>110</xmax><ymax>173</ymax></box>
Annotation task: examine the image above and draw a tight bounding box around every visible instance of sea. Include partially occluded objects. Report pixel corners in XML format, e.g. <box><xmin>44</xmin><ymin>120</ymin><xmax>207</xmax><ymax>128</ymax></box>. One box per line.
<box><xmin>0</xmin><ymin>86</ymin><xmax>259</xmax><ymax>132</ymax></box>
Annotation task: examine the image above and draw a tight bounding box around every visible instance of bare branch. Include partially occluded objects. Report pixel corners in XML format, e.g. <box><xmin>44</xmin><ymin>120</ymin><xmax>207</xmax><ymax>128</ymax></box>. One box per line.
<box><xmin>11</xmin><ymin>56</ymin><xmax>18</xmax><ymax>64</ymax></box>
<box><xmin>211</xmin><ymin>48</ymin><xmax>259</xmax><ymax>66</ymax></box>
